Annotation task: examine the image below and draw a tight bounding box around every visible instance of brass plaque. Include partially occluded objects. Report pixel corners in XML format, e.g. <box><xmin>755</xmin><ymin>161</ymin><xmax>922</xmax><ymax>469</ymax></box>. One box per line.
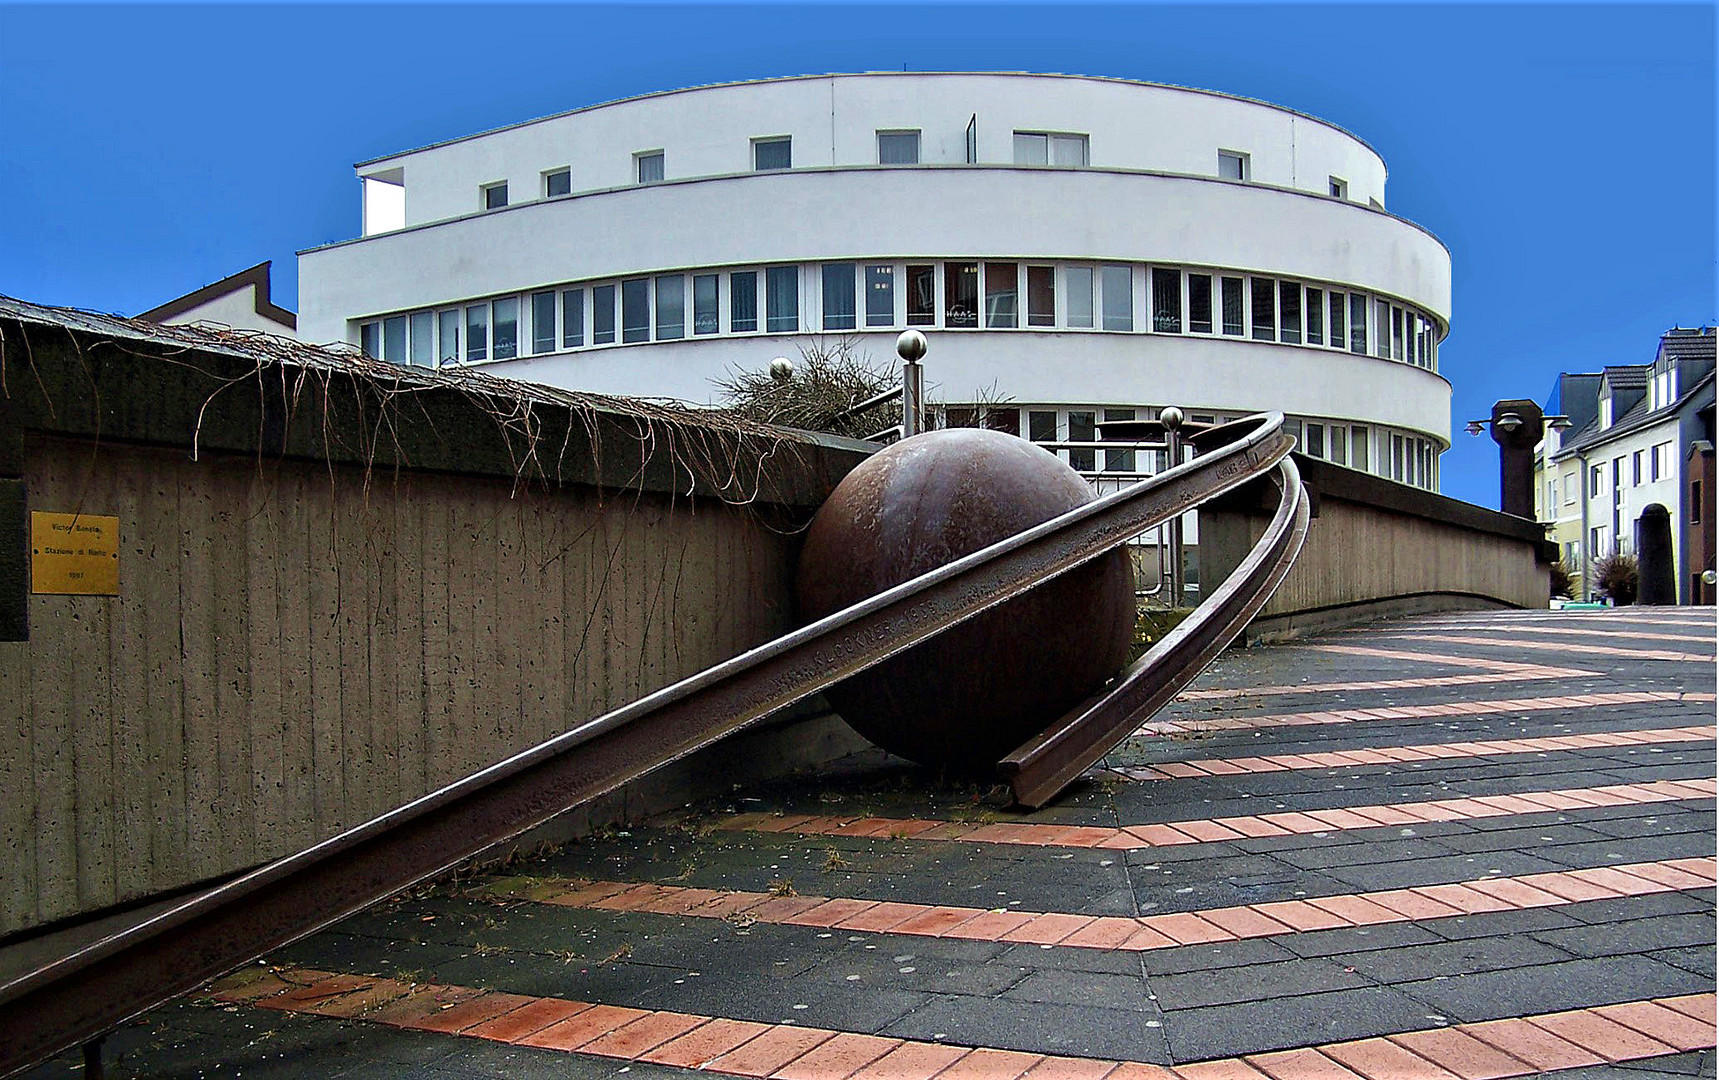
<box><xmin>31</xmin><ymin>512</ymin><xmax>120</xmax><ymax>595</ymax></box>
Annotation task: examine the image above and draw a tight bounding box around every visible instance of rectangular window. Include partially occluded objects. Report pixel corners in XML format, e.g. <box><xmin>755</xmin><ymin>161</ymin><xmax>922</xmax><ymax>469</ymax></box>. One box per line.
<box><xmin>592</xmin><ymin>283</ymin><xmax>616</xmax><ymax>344</ymax></box>
<box><xmin>437</xmin><ymin>309</ymin><xmax>460</xmax><ymax>365</ymax></box>
<box><xmin>531</xmin><ymin>291</ymin><xmax>556</xmax><ymax>353</ymax></box>
<box><xmin>1218</xmin><ymin>150</ymin><xmax>1249</xmax><ymax>180</ymax></box>
<box><xmin>1652</xmin><ymin>441</ymin><xmax>1671</xmax><ymax>480</ymax></box>
<box><xmin>729</xmin><ymin>271</ymin><xmax>758</xmax><ymax>333</ymax></box>
<box><xmin>753</xmin><ymin>136</ymin><xmax>791</xmax><ymax>171</ymax></box>
<box><xmin>359</xmin><ymin>322</ymin><xmax>380</xmax><ymax>358</ymax></box>
<box><xmin>1100</xmin><ymin>265</ymin><xmax>1132</xmax><ymax>330</ymax></box>
<box><xmin>492</xmin><ymin>297</ymin><xmax>519</xmax><ymax>360</ymax></box>
<box><xmin>877</xmin><ymin>131</ymin><xmax>920</xmax><ymax>164</ymax></box>
<box><xmin>1188</xmin><ymin>273</ymin><xmax>1213</xmax><ymax>334</ymax></box>
<box><xmin>1328</xmin><ymin>291</ymin><xmax>1345</xmax><ymax>350</ymax></box>
<box><xmin>1027</xmin><ymin>266</ymin><xmax>1055</xmax><ymax>327</ymax></box>
<box><xmin>1278</xmin><ymin>281</ymin><xmax>1301</xmax><ymax>344</ymax></box>
<box><xmin>1349</xmin><ymin>293</ymin><xmax>1367</xmax><ymax>353</ymax></box>
<box><xmin>1151</xmin><ymin>268</ymin><xmax>1182</xmax><ymax>333</ymax></box>
<box><xmin>655</xmin><ymin>275</ymin><xmax>684</xmax><ymax>339</ymax></box>
<box><xmin>1330</xmin><ymin>424</ymin><xmax>1347</xmax><ymax>465</ymax></box>
<box><xmin>1306</xmin><ymin>422</ymin><xmax>1325</xmax><ymax>458</ymax></box>
<box><xmin>1590</xmin><ymin>464</ymin><xmax>1603</xmax><ymax>496</ymax></box>
<box><xmin>765</xmin><ymin>266</ymin><xmax>798</xmax><ymax>332</ymax></box>
<box><xmin>1351</xmin><ymin>426</ymin><xmax>1369</xmax><ymax>471</ymax></box>
<box><xmin>1014</xmin><ymin>132</ymin><xmax>1047</xmax><ymax>165</ymax></box>
<box><xmin>1692</xmin><ymin>480</ymin><xmax>1703</xmax><ymax>524</ymax></box>
<box><xmin>544</xmin><ymin>168</ymin><xmax>571</xmax><ymax>198</ymax></box>
<box><xmin>1049</xmin><ymin>134</ymin><xmax>1088</xmax><ymax>165</ymax></box>
<box><xmin>906</xmin><ymin>264</ymin><xmax>936</xmax><ymax>326</ymax></box>
<box><xmin>1563</xmin><ymin>474</ymin><xmax>1575</xmax><ymax>504</ymax></box>
<box><xmin>1305</xmin><ymin>287</ymin><xmax>1324</xmax><ymax>345</ymax></box>
<box><xmin>621</xmin><ymin>279</ymin><xmax>649</xmax><ymax>343</ymax></box>
<box><xmin>693</xmin><ymin>274</ymin><xmax>719</xmax><ymax>335</ymax></box>
<box><xmin>1633</xmin><ymin>450</ymin><xmax>1644</xmax><ymax>486</ymax></box>
<box><xmin>1392</xmin><ymin>434</ymin><xmax>1405</xmax><ymax>481</ymax></box>
<box><xmin>1068</xmin><ymin>411</ymin><xmax>1096</xmax><ymax>472</ymax></box>
<box><xmin>1329</xmin><ymin>176</ymin><xmax>1347</xmax><ymax>199</ymax></box>
<box><xmin>865</xmin><ymin>265</ymin><xmax>895</xmax><ymax>327</ymax></box>
<box><xmin>821</xmin><ymin>263</ymin><xmax>857</xmax><ymax>331</ymax></box>
<box><xmin>1375</xmin><ymin>299</ymin><xmax>1391</xmax><ymax>358</ymax></box>
<box><xmin>1013</xmin><ymin>132</ymin><xmax>1087</xmax><ymax>165</ymax></box>
<box><xmin>1103</xmin><ymin>408</ymin><xmax>1135</xmax><ymax>473</ymax></box>
<box><xmin>561</xmin><ymin>289</ymin><xmax>584</xmax><ymax>347</ymax></box>
<box><xmin>1250</xmin><ymin>278</ymin><xmax>1275</xmax><ymax>341</ymax></box>
<box><xmin>465</xmin><ymin>304</ymin><xmax>489</xmax><ymax>362</ymax></box>
<box><xmin>1221</xmin><ymin>276</ymin><xmax>1245</xmax><ymax>336</ymax></box>
<box><xmin>636</xmin><ymin>151</ymin><xmax>664</xmax><ymax>184</ymax></box>
<box><xmin>985</xmin><ymin>262</ymin><xmax>1018</xmax><ymax>328</ymax></box>
<box><xmin>1066</xmin><ymin>267</ymin><xmax>1095</xmax><ymax>328</ymax></box>
<box><xmin>1391</xmin><ymin>306</ymin><xmax>1405</xmax><ymax>360</ymax></box>
<box><xmin>408</xmin><ymin>311</ymin><xmax>433</xmax><ymax>366</ymax></box>
<box><xmin>945</xmin><ymin>262</ymin><xmax>979</xmax><ymax>328</ymax></box>
<box><xmin>382</xmin><ymin>315</ymin><xmax>407</xmax><ymax>364</ymax></box>
<box><xmin>482</xmin><ymin>182</ymin><xmax>508</xmax><ymax>210</ymax></box>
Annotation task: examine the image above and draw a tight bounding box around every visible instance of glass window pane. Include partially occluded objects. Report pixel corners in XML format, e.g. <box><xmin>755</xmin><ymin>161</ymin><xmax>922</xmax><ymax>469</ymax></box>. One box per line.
<box><xmin>1307</xmin><ymin>422</ymin><xmax>1325</xmax><ymax>458</ymax></box>
<box><xmin>621</xmin><ymin>279</ymin><xmax>649</xmax><ymax>342</ymax></box>
<box><xmin>592</xmin><ymin>284</ymin><xmax>616</xmax><ymax>344</ymax></box>
<box><xmin>1152</xmin><ymin>268</ymin><xmax>1181</xmax><ymax>333</ymax></box>
<box><xmin>1306</xmin><ymin>287</ymin><xmax>1324</xmax><ymax>345</ymax></box>
<box><xmin>1188</xmin><ymin>273</ymin><xmax>1213</xmax><ymax>334</ymax></box>
<box><xmin>1027</xmin><ymin>266</ymin><xmax>1055</xmax><ymax>327</ymax></box>
<box><xmin>945</xmin><ymin>262</ymin><xmax>978</xmax><ymax>328</ymax></box>
<box><xmin>1352</xmin><ymin>426</ymin><xmax>1368</xmax><ymax>470</ymax></box>
<box><xmin>409</xmin><ymin>311</ymin><xmax>434</xmax><ymax>366</ymax></box>
<box><xmin>438</xmin><ymin>310</ymin><xmax>460</xmax><ymax>364</ymax></box>
<box><xmin>1066</xmin><ymin>267</ymin><xmax>1094</xmax><ymax>328</ymax></box>
<box><xmin>465</xmin><ymin>304</ymin><xmax>489</xmax><ymax>362</ymax></box>
<box><xmin>906</xmin><ymin>264</ymin><xmax>936</xmax><ymax>326</ymax></box>
<box><xmin>1391</xmin><ymin>306</ymin><xmax>1404</xmax><ymax>360</ymax></box>
<box><xmin>729</xmin><ymin>271</ymin><xmax>757</xmax><ymax>332</ymax></box>
<box><xmin>382</xmin><ymin>315</ymin><xmax>406</xmax><ymax>364</ymax></box>
<box><xmin>545</xmin><ymin>169</ymin><xmax>571</xmax><ymax>197</ymax></box>
<box><xmin>360</xmin><ymin>322</ymin><xmax>380</xmax><ymax>358</ymax></box>
<box><xmin>1250</xmin><ymin>278</ymin><xmax>1275</xmax><ymax>341</ymax></box>
<box><xmin>1028</xmin><ymin>410</ymin><xmax>1056</xmax><ymax>442</ymax></box>
<box><xmin>1101</xmin><ymin>265</ymin><xmax>1132</xmax><ymax>330</ymax></box>
<box><xmin>1103</xmin><ymin>407</ymin><xmax>1136</xmax><ymax>473</ymax></box>
<box><xmin>820</xmin><ymin>263</ymin><xmax>856</xmax><ymax>331</ymax></box>
<box><xmin>483</xmin><ymin>183</ymin><xmax>508</xmax><ymax>210</ymax></box>
<box><xmin>1349</xmin><ymin>293</ymin><xmax>1367</xmax><ymax>353</ymax></box>
<box><xmin>637</xmin><ymin>152</ymin><xmax>663</xmax><ymax>184</ymax></box>
<box><xmin>1330</xmin><ymin>424</ymin><xmax>1347</xmax><ymax>465</ymax></box>
<box><xmin>984</xmin><ymin>262</ymin><xmax>1018</xmax><ymax>328</ymax></box>
<box><xmin>1050</xmin><ymin>134</ymin><xmax>1088</xmax><ymax>166</ymax></box>
<box><xmin>1068</xmin><ymin>410</ymin><xmax>1095</xmax><ymax>471</ymax></box>
<box><xmin>1013</xmin><ymin>133</ymin><xmax>1048</xmax><ymax>165</ymax></box>
<box><xmin>693</xmin><ymin>274</ymin><xmax>719</xmax><ymax>335</ymax></box>
<box><xmin>766</xmin><ymin>266</ymin><xmax>798</xmax><ymax>332</ymax></box>
<box><xmin>492</xmin><ymin>297</ymin><xmax>518</xmax><ymax>359</ymax></box>
<box><xmin>1221</xmin><ymin>277</ymin><xmax>1244</xmax><ymax>336</ymax></box>
<box><xmin>655</xmin><ymin>275</ymin><xmax>684</xmax><ymax>339</ymax></box>
<box><xmin>1375</xmin><ymin>299</ymin><xmax>1391</xmax><ymax>357</ymax></box>
<box><xmin>562</xmin><ymin>289</ymin><xmax>584</xmax><ymax>347</ymax></box>
<box><xmin>1328</xmin><ymin>290</ymin><xmax>1345</xmax><ymax>349</ymax></box>
<box><xmin>532</xmin><ymin>291</ymin><xmax>556</xmax><ymax>353</ymax></box>
<box><xmin>877</xmin><ymin>131</ymin><xmax>919</xmax><ymax>164</ymax></box>
<box><xmin>1279</xmin><ymin>281</ymin><xmax>1301</xmax><ymax>344</ymax></box>
<box><xmin>754</xmin><ymin>138</ymin><xmax>791</xmax><ymax>171</ymax></box>
<box><xmin>865</xmin><ymin>265</ymin><xmax>895</xmax><ymax>327</ymax></box>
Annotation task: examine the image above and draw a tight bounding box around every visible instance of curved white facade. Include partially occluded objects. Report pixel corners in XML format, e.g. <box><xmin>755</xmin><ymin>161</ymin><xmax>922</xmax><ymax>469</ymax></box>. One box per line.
<box><xmin>298</xmin><ymin>72</ymin><xmax>1454</xmax><ymax>488</ymax></box>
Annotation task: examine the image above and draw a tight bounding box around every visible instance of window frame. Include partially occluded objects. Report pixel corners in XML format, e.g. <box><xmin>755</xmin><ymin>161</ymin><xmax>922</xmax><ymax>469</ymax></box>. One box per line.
<box><xmin>752</xmin><ymin>136</ymin><xmax>792</xmax><ymax>172</ymax></box>
<box><xmin>876</xmin><ymin>130</ymin><xmax>921</xmax><ymax>165</ymax></box>
<box><xmin>634</xmin><ymin>150</ymin><xmax>664</xmax><ymax>185</ymax></box>
<box><xmin>480</xmin><ymin>181</ymin><xmax>508</xmax><ymax>211</ymax></box>
<box><xmin>1217</xmin><ymin>150</ymin><xmax>1250</xmax><ymax>181</ymax></box>
<box><xmin>542</xmin><ymin>168</ymin><xmax>572</xmax><ymax>199</ymax></box>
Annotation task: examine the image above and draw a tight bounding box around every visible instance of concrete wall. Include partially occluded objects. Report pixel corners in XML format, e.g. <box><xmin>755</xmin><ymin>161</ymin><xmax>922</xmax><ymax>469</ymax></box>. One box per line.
<box><xmin>1202</xmin><ymin>456</ymin><xmax>1553</xmax><ymax>641</ymax></box>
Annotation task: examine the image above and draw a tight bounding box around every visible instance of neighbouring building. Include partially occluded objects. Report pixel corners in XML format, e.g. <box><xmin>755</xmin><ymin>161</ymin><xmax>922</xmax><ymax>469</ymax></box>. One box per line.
<box><xmin>1535</xmin><ymin>327</ymin><xmax>1717</xmax><ymax>602</ymax></box>
<box><xmin>138</xmin><ymin>261</ymin><xmax>298</xmax><ymax>338</ymax></box>
<box><xmin>295</xmin><ymin>72</ymin><xmax>1453</xmax><ymax>493</ymax></box>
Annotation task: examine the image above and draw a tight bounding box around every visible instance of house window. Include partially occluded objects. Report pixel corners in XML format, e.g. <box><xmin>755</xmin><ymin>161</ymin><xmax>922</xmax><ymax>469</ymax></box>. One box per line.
<box><xmin>1278</xmin><ymin>281</ymin><xmax>1301</xmax><ymax>344</ymax></box>
<box><xmin>906</xmin><ymin>265</ymin><xmax>936</xmax><ymax>326</ymax></box>
<box><xmin>1328</xmin><ymin>291</ymin><xmax>1345</xmax><ymax>351</ymax></box>
<box><xmin>1027</xmin><ymin>266</ymin><xmax>1055</xmax><ymax>327</ymax></box>
<box><xmin>877</xmin><ymin>131</ymin><xmax>920</xmax><ymax>164</ymax></box>
<box><xmin>1066</xmin><ymin>267</ymin><xmax>1095</xmax><ymax>328</ymax></box>
<box><xmin>1221</xmin><ymin>277</ymin><xmax>1245</xmax><ymax>336</ymax></box>
<box><xmin>1633</xmin><ymin>451</ymin><xmax>1644</xmax><ymax>486</ymax></box>
<box><xmin>1306</xmin><ymin>422</ymin><xmax>1326</xmax><ymax>459</ymax></box>
<box><xmin>465</xmin><ymin>304</ymin><xmax>489</xmax><ymax>362</ymax></box>
<box><xmin>437</xmin><ymin>309</ymin><xmax>460</xmax><ymax>364</ymax></box>
<box><xmin>1652</xmin><ymin>441</ymin><xmax>1672</xmax><ymax>481</ymax></box>
<box><xmin>692</xmin><ymin>274</ymin><xmax>719</xmax><ymax>335</ymax></box>
<box><xmin>1692</xmin><ymin>480</ymin><xmax>1704</xmax><ymax>524</ymax></box>
<box><xmin>492</xmin><ymin>297</ymin><xmax>519</xmax><ymax>359</ymax></box>
<box><xmin>531</xmin><ymin>291</ymin><xmax>557</xmax><ymax>353</ymax></box>
<box><xmin>1068</xmin><ymin>411</ymin><xmax>1096</xmax><ymax>472</ymax></box>
<box><xmin>1590</xmin><ymin>464</ymin><xmax>1603</xmax><ymax>496</ymax></box>
<box><xmin>1391</xmin><ymin>306</ymin><xmax>1405</xmax><ymax>361</ymax></box>
<box><xmin>730</xmin><ymin>271</ymin><xmax>758</xmax><ymax>333</ymax></box>
<box><xmin>945</xmin><ymin>262</ymin><xmax>979</xmax><ymax>328</ymax></box>
<box><xmin>1029</xmin><ymin>410</ymin><xmax>1057</xmax><ymax>446</ymax></box>
<box><xmin>1349</xmin><ymin>293</ymin><xmax>1368</xmax><ymax>353</ymax></box>
<box><xmin>561</xmin><ymin>289</ymin><xmax>584</xmax><ymax>347</ymax></box>
<box><xmin>821</xmin><ymin>263</ymin><xmax>857</xmax><ymax>331</ymax></box>
<box><xmin>765</xmin><ymin>266</ymin><xmax>798</xmax><ymax>332</ymax></box>
<box><xmin>543</xmin><ymin>169</ymin><xmax>572</xmax><ymax>198</ymax></box>
<box><xmin>1100</xmin><ymin>265</ymin><xmax>1132</xmax><ymax>331</ymax></box>
<box><xmin>481</xmin><ymin>182</ymin><xmax>508</xmax><ymax>210</ymax></box>
<box><xmin>381</xmin><ymin>316</ymin><xmax>406</xmax><ymax>364</ymax></box>
<box><xmin>865</xmin><ymin>265</ymin><xmax>895</xmax><ymax>327</ymax></box>
<box><xmin>1563</xmin><ymin>474</ymin><xmax>1576</xmax><ymax>504</ymax></box>
<box><xmin>1351</xmin><ymin>426</ymin><xmax>1369</xmax><ymax>472</ymax></box>
<box><xmin>655</xmin><ymin>275</ymin><xmax>684</xmax><ymax>339</ymax></box>
<box><xmin>1013</xmin><ymin>132</ymin><xmax>1088</xmax><ymax>166</ymax></box>
<box><xmin>1218</xmin><ymin>150</ymin><xmax>1250</xmax><ymax>180</ymax></box>
<box><xmin>1329</xmin><ymin>176</ymin><xmax>1348</xmax><ymax>199</ymax></box>
<box><xmin>1188</xmin><ymin>273</ymin><xmax>1213</xmax><ymax>334</ymax></box>
<box><xmin>592</xmin><ymin>284</ymin><xmax>617</xmax><ymax>344</ymax></box>
<box><xmin>408</xmin><ymin>312</ymin><xmax>433</xmax><ymax>366</ymax></box>
<box><xmin>753</xmin><ymin>137</ymin><xmax>792</xmax><ymax>171</ymax></box>
<box><xmin>635</xmin><ymin>151</ymin><xmax>664</xmax><ymax>184</ymax></box>
<box><xmin>620</xmin><ymin>280</ymin><xmax>649</xmax><ymax>343</ymax></box>
<box><xmin>1103</xmin><ymin>408</ymin><xmax>1136</xmax><ymax>473</ymax></box>
<box><xmin>985</xmin><ymin>262</ymin><xmax>1018</xmax><ymax>328</ymax></box>
<box><xmin>1250</xmin><ymin>278</ymin><xmax>1275</xmax><ymax>341</ymax></box>
<box><xmin>1375</xmin><ymin>299</ymin><xmax>1392</xmax><ymax>358</ymax></box>
<box><xmin>1152</xmin><ymin>268</ymin><xmax>1182</xmax><ymax>333</ymax></box>
<box><xmin>1305</xmin><ymin>287</ymin><xmax>1324</xmax><ymax>345</ymax></box>
<box><xmin>1330</xmin><ymin>424</ymin><xmax>1347</xmax><ymax>465</ymax></box>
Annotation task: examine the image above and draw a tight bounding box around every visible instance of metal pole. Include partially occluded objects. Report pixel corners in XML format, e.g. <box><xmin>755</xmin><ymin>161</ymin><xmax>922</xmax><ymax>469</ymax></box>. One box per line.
<box><xmin>1160</xmin><ymin>406</ymin><xmax>1185</xmax><ymax>606</ymax></box>
<box><xmin>897</xmin><ymin>330</ymin><xmax>927</xmax><ymax>438</ymax></box>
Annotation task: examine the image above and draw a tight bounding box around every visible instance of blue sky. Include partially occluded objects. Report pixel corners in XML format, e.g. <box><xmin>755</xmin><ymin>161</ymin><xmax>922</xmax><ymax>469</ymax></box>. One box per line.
<box><xmin>0</xmin><ymin>3</ymin><xmax>1712</xmax><ymax>507</ymax></box>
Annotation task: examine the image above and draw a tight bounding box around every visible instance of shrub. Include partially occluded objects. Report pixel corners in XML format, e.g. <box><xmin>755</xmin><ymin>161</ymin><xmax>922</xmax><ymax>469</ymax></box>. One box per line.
<box><xmin>1547</xmin><ymin>559</ymin><xmax>1574</xmax><ymax>600</ymax></box>
<box><xmin>713</xmin><ymin>338</ymin><xmax>895</xmax><ymax>440</ymax></box>
<box><xmin>1592</xmin><ymin>553</ymin><xmax>1639</xmax><ymax>605</ymax></box>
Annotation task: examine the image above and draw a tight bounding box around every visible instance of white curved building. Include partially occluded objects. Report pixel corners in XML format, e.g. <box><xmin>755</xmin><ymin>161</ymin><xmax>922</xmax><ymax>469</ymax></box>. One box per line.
<box><xmin>297</xmin><ymin>72</ymin><xmax>1452</xmax><ymax>489</ymax></box>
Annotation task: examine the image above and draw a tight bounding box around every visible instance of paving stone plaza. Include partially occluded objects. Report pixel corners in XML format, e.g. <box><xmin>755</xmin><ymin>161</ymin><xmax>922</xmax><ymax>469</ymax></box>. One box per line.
<box><xmin>28</xmin><ymin>608</ymin><xmax>1716</xmax><ymax>1079</ymax></box>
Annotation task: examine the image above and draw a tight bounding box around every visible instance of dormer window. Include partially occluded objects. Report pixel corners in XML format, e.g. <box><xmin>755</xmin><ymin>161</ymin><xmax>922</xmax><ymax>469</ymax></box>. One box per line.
<box><xmin>1600</xmin><ymin>397</ymin><xmax>1613</xmax><ymax>429</ymax></box>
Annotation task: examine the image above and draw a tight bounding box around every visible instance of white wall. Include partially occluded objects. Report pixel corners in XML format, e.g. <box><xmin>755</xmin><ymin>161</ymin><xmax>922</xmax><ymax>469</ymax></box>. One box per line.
<box><xmin>357</xmin><ymin>73</ymin><xmax>1388</xmax><ymax>230</ymax></box>
<box><xmin>159</xmin><ymin>285</ymin><xmax>297</xmax><ymax>337</ymax></box>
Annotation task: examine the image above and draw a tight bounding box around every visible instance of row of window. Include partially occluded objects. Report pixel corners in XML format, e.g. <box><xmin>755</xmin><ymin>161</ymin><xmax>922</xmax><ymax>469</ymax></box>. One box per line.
<box><xmin>357</xmin><ymin>260</ymin><xmax>1441</xmax><ymax>372</ymax></box>
<box><xmin>470</xmin><ymin>128</ymin><xmax>1350</xmax><ymax>209</ymax></box>
<box><xmin>1544</xmin><ymin>441</ymin><xmax>1678</xmax><ymax>519</ymax></box>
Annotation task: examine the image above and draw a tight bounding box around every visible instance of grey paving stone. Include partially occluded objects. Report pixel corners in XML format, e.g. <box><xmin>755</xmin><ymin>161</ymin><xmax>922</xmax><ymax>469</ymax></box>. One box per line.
<box><xmin>1137</xmin><ymin>936</ymin><xmax>1302</xmax><ymax>974</ymax></box>
<box><xmin>1150</xmin><ymin>957</ymin><xmax>1373</xmax><ymax>1010</ymax></box>
<box><xmin>1336</xmin><ymin>933</ymin><xmax>1575</xmax><ymax>983</ymax></box>
<box><xmin>1650</xmin><ymin>946</ymin><xmax>1718</xmax><ymax>979</ymax></box>
<box><xmin>1267</xmin><ymin>921</ymin><xmax>1448</xmax><ymax>959</ymax></box>
<box><xmin>881</xmin><ymin>995</ymin><xmax>1170</xmax><ymax>1062</ymax></box>
<box><xmin>1396</xmin><ymin>955</ymin><xmax>1711</xmax><ymax>1022</ymax></box>
<box><xmin>1161</xmin><ymin>984</ymin><xmax>1440</xmax><ymax>1061</ymax></box>
<box><xmin>1531</xmin><ymin>914</ymin><xmax>1716</xmax><ymax>958</ymax></box>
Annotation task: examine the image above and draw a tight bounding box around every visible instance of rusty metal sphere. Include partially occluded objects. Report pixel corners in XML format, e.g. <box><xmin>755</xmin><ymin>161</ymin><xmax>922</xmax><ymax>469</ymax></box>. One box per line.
<box><xmin>796</xmin><ymin>428</ymin><xmax>1136</xmax><ymax>771</ymax></box>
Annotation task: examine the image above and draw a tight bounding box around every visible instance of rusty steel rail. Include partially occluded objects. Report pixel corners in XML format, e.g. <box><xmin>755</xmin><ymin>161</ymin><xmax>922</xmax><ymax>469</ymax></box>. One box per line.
<box><xmin>1000</xmin><ymin>450</ymin><xmax>1310</xmax><ymax>806</ymax></box>
<box><xmin>0</xmin><ymin>413</ymin><xmax>1294</xmax><ymax>1077</ymax></box>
